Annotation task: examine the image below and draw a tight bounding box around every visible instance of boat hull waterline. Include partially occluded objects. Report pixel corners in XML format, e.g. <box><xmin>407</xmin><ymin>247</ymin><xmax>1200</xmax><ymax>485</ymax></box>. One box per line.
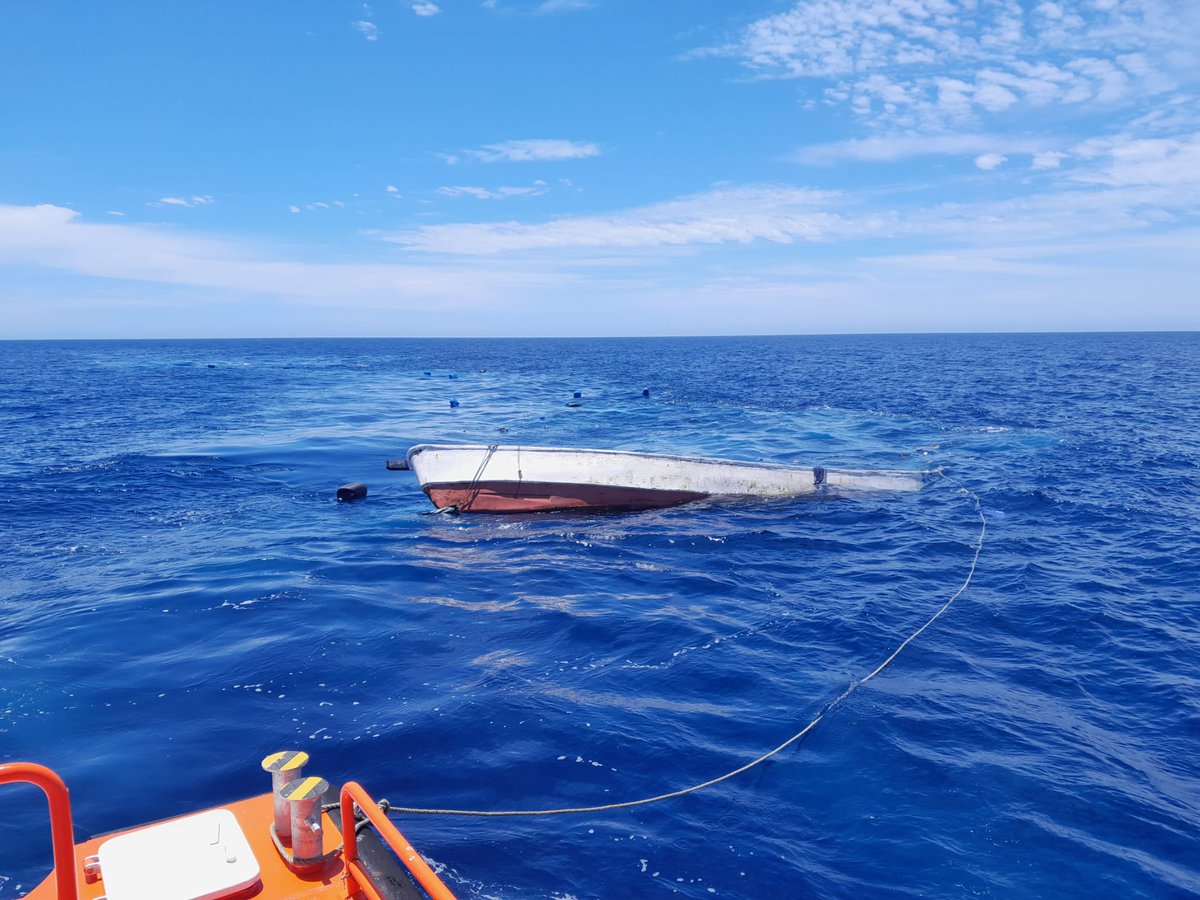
<box><xmin>405</xmin><ymin>444</ymin><xmax>930</xmax><ymax>513</ymax></box>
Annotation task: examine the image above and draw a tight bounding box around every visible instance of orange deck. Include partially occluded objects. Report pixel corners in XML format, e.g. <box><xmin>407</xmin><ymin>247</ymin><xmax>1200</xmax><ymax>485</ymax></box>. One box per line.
<box><xmin>27</xmin><ymin>793</ymin><xmax>363</xmax><ymax>900</ymax></box>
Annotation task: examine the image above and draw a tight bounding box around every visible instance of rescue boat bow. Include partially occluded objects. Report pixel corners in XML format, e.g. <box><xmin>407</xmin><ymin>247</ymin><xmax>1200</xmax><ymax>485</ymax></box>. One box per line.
<box><xmin>3</xmin><ymin>754</ymin><xmax>455</xmax><ymax>900</ymax></box>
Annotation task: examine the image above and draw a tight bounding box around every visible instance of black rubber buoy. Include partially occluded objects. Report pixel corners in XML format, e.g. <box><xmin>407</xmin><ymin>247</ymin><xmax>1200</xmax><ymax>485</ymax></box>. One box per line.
<box><xmin>337</xmin><ymin>482</ymin><xmax>368</xmax><ymax>502</ymax></box>
<box><xmin>566</xmin><ymin>401</ymin><xmax>581</xmax><ymax>407</ymax></box>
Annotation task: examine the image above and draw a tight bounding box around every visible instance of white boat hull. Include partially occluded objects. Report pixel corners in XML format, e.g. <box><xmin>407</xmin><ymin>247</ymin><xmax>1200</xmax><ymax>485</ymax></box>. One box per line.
<box><xmin>404</xmin><ymin>444</ymin><xmax>928</xmax><ymax>513</ymax></box>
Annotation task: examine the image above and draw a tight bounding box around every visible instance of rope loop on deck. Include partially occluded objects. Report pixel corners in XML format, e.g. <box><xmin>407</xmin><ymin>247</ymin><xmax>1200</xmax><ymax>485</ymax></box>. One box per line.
<box><xmin>269</xmin><ymin>823</ymin><xmax>343</xmax><ymax>868</ymax></box>
<box><xmin>387</xmin><ymin>470</ymin><xmax>986</xmax><ymax>818</ymax></box>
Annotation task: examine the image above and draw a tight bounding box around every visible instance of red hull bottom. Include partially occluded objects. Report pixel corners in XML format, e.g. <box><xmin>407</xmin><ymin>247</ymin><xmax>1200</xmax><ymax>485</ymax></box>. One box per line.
<box><xmin>426</xmin><ymin>480</ymin><xmax>708</xmax><ymax>512</ymax></box>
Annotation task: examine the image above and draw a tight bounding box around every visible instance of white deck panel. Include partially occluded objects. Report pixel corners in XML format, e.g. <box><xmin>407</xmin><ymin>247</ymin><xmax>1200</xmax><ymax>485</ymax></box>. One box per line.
<box><xmin>96</xmin><ymin>808</ymin><xmax>260</xmax><ymax>900</ymax></box>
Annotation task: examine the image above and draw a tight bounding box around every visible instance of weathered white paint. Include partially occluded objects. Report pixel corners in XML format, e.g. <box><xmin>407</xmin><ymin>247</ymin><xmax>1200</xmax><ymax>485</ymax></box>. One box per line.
<box><xmin>406</xmin><ymin>444</ymin><xmax>928</xmax><ymax>500</ymax></box>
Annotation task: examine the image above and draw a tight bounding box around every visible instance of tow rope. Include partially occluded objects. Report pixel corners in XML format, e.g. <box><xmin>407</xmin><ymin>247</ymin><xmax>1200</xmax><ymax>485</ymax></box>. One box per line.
<box><xmin>388</xmin><ymin>470</ymin><xmax>986</xmax><ymax>818</ymax></box>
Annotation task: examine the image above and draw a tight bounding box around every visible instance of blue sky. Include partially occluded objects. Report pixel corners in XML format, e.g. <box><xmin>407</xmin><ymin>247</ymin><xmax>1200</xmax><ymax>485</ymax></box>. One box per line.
<box><xmin>2</xmin><ymin>0</ymin><xmax>1197</xmax><ymax>338</ymax></box>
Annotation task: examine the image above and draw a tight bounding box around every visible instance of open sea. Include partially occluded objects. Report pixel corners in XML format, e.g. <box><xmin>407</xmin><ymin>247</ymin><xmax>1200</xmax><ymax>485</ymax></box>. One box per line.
<box><xmin>1</xmin><ymin>333</ymin><xmax>1198</xmax><ymax>898</ymax></box>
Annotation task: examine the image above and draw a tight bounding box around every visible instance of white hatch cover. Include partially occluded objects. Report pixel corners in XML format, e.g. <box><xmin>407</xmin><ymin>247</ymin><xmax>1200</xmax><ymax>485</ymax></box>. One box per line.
<box><xmin>96</xmin><ymin>808</ymin><xmax>260</xmax><ymax>900</ymax></box>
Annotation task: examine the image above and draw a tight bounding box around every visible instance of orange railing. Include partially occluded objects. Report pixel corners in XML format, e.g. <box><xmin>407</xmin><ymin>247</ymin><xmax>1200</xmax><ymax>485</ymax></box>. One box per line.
<box><xmin>0</xmin><ymin>763</ymin><xmax>79</xmax><ymax>900</ymax></box>
<box><xmin>340</xmin><ymin>782</ymin><xmax>455</xmax><ymax>900</ymax></box>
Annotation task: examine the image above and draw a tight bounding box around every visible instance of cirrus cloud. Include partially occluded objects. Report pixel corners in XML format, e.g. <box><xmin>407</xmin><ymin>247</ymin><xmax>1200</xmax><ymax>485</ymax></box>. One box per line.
<box><xmin>459</xmin><ymin>138</ymin><xmax>601</xmax><ymax>163</ymax></box>
<box><xmin>381</xmin><ymin>186</ymin><xmax>859</xmax><ymax>254</ymax></box>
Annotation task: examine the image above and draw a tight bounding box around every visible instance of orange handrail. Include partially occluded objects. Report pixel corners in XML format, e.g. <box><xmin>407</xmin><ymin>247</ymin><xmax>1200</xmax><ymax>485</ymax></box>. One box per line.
<box><xmin>0</xmin><ymin>763</ymin><xmax>79</xmax><ymax>900</ymax></box>
<box><xmin>340</xmin><ymin>781</ymin><xmax>455</xmax><ymax>900</ymax></box>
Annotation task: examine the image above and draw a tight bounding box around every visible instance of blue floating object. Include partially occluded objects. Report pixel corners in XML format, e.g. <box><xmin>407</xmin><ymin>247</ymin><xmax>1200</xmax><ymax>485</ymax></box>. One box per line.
<box><xmin>642</xmin><ymin>388</ymin><xmax>650</xmax><ymax>397</ymax></box>
<box><xmin>573</xmin><ymin>391</ymin><xmax>582</xmax><ymax>399</ymax></box>
<box><xmin>423</xmin><ymin>371</ymin><xmax>431</xmax><ymax>376</ymax></box>
<box><xmin>448</xmin><ymin>374</ymin><xmax>457</xmax><ymax>380</ymax></box>
<box><xmin>449</xmin><ymin>399</ymin><xmax>459</xmax><ymax>408</ymax></box>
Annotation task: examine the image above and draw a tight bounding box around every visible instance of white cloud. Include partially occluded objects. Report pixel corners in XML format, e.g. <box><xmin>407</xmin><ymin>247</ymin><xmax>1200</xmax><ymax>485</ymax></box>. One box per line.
<box><xmin>717</xmin><ymin>0</ymin><xmax>1195</xmax><ymax>128</ymax></box>
<box><xmin>1032</xmin><ymin>150</ymin><xmax>1068</xmax><ymax>169</ymax></box>
<box><xmin>974</xmin><ymin>82</ymin><xmax>1020</xmax><ymax>112</ymax></box>
<box><xmin>792</xmin><ymin>133</ymin><xmax>1051</xmax><ymax>164</ymax></box>
<box><xmin>461</xmin><ymin>139</ymin><xmax>600</xmax><ymax>163</ymax></box>
<box><xmin>288</xmin><ymin>205</ymin><xmax>301</xmax><ymax>213</ymax></box>
<box><xmin>1070</xmin><ymin>132</ymin><xmax>1200</xmax><ymax>186</ymax></box>
<box><xmin>438</xmin><ymin>183</ymin><xmax>549</xmax><ymax>200</ymax></box>
<box><xmin>412</xmin><ymin>2</ymin><xmax>440</xmax><ymax>15</ymax></box>
<box><xmin>354</xmin><ymin>20</ymin><xmax>380</xmax><ymax>40</ymax></box>
<box><xmin>537</xmin><ymin>0</ymin><xmax>593</xmax><ymax>12</ymax></box>
<box><xmin>156</xmin><ymin>196</ymin><xmax>214</xmax><ymax>208</ymax></box>
<box><xmin>4</xmin><ymin>179</ymin><xmax>1198</xmax><ymax>336</ymax></box>
<box><xmin>382</xmin><ymin>136</ymin><xmax>1200</xmax><ymax>255</ymax></box>
<box><xmin>383</xmin><ymin>186</ymin><xmax>854</xmax><ymax>253</ymax></box>
<box><xmin>0</xmin><ymin>203</ymin><xmax>553</xmax><ymax>311</ymax></box>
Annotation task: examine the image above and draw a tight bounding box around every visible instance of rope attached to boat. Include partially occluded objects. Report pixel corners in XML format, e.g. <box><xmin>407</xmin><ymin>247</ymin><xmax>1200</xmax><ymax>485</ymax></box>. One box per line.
<box><xmin>418</xmin><ymin>444</ymin><xmax>499</xmax><ymax>515</ymax></box>
<box><xmin>462</xmin><ymin>443</ymin><xmax>498</xmax><ymax>511</ymax></box>
<box><xmin>387</xmin><ymin>470</ymin><xmax>986</xmax><ymax>819</ymax></box>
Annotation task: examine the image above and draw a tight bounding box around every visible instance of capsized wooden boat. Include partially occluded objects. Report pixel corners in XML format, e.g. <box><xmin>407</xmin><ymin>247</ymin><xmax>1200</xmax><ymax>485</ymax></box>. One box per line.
<box><xmin>401</xmin><ymin>443</ymin><xmax>931</xmax><ymax>513</ymax></box>
<box><xmin>5</xmin><ymin>753</ymin><xmax>455</xmax><ymax>900</ymax></box>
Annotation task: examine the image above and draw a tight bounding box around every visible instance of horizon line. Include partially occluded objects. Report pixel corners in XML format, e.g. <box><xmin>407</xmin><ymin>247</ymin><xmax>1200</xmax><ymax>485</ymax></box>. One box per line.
<box><xmin>2</xmin><ymin>328</ymin><xmax>1198</xmax><ymax>343</ymax></box>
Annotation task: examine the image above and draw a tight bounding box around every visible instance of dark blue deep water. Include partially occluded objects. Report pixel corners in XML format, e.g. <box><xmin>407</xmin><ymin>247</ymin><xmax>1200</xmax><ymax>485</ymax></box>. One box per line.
<box><xmin>2</xmin><ymin>334</ymin><xmax>1198</xmax><ymax>898</ymax></box>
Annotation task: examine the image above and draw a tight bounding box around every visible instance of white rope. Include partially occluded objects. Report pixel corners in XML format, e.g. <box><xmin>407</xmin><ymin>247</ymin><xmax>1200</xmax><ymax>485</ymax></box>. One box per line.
<box><xmin>389</xmin><ymin>471</ymin><xmax>986</xmax><ymax>818</ymax></box>
<box><xmin>422</xmin><ymin>445</ymin><xmax>499</xmax><ymax>515</ymax></box>
<box><xmin>461</xmin><ymin>444</ymin><xmax>498</xmax><ymax>509</ymax></box>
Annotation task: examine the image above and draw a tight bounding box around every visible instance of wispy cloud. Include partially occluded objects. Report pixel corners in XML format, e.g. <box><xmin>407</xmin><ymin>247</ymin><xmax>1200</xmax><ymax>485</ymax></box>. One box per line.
<box><xmin>3</xmin><ymin>182</ymin><xmax>1196</xmax><ymax>336</ymax></box>
<box><xmin>460</xmin><ymin>139</ymin><xmax>601</xmax><ymax>163</ymax></box>
<box><xmin>1071</xmin><ymin>132</ymin><xmax>1200</xmax><ymax>186</ymax></box>
<box><xmin>412</xmin><ymin>2</ymin><xmax>440</xmax><ymax>16</ymax></box>
<box><xmin>383</xmin><ymin>186</ymin><xmax>852</xmax><ymax>253</ymax></box>
<box><xmin>792</xmin><ymin>133</ymin><xmax>1055</xmax><ymax>164</ymax></box>
<box><xmin>1032</xmin><ymin>151</ymin><xmax>1068</xmax><ymax>170</ymax></box>
<box><xmin>290</xmin><ymin>199</ymin><xmax>349</xmax><ymax>212</ymax></box>
<box><xmin>0</xmin><ymin>204</ymin><xmax>553</xmax><ymax>309</ymax></box>
<box><xmin>155</xmin><ymin>196</ymin><xmax>214</xmax><ymax>208</ymax></box>
<box><xmin>353</xmin><ymin>20</ymin><xmax>380</xmax><ymax>40</ymax></box>
<box><xmin>383</xmin><ymin>128</ymin><xmax>1200</xmax><ymax>254</ymax></box>
<box><xmin>438</xmin><ymin>180</ymin><xmax>548</xmax><ymax>200</ymax></box>
<box><xmin>536</xmin><ymin>0</ymin><xmax>593</xmax><ymax>12</ymax></box>
<box><xmin>793</xmin><ymin>126</ymin><xmax>1200</xmax><ymax>181</ymax></box>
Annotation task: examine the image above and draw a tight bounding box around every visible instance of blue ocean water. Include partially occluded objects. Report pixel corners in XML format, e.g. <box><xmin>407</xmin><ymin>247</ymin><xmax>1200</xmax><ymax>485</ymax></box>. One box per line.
<box><xmin>1</xmin><ymin>334</ymin><xmax>1198</xmax><ymax>898</ymax></box>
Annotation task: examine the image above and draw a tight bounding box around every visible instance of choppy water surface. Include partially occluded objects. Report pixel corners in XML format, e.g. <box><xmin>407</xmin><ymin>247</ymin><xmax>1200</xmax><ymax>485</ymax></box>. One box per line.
<box><xmin>1</xmin><ymin>334</ymin><xmax>1198</xmax><ymax>898</ymax></box>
